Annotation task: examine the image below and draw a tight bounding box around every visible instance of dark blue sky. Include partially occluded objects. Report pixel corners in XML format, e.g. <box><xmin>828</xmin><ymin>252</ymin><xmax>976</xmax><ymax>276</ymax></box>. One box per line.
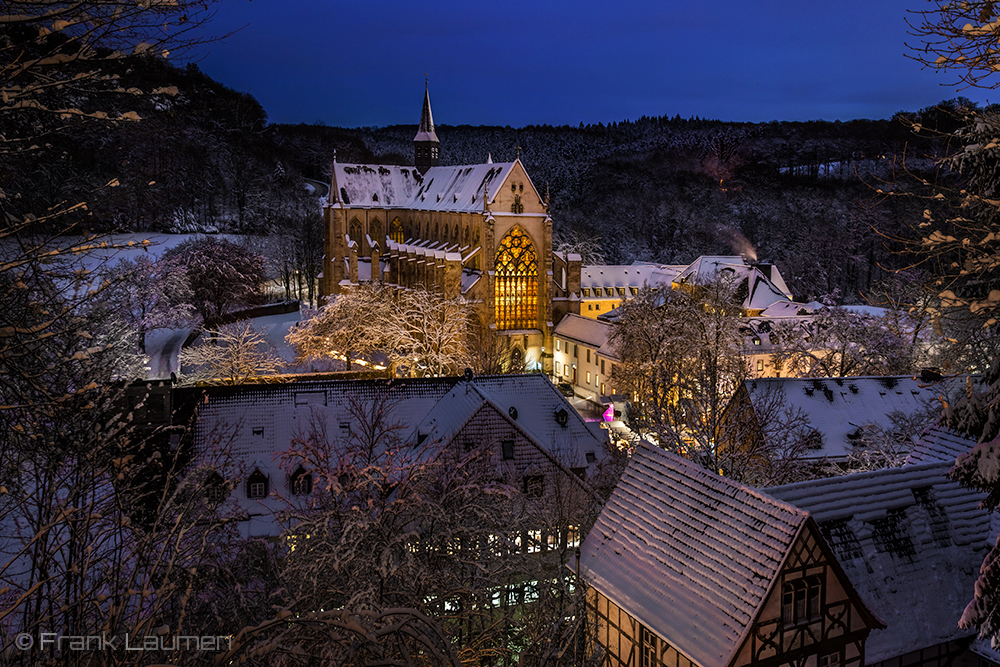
<box><xmin>193</xmin><ymin>0</ymin><xmax>994</xmax><ymax>128</ymax></box>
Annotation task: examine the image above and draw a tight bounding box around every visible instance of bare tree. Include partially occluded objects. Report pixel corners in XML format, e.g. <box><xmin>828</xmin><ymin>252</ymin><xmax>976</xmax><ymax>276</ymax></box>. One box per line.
<box><xmin>178</xmin><ymin>321</ymin><xmax>285</xmax><ymax>385</ymax></box>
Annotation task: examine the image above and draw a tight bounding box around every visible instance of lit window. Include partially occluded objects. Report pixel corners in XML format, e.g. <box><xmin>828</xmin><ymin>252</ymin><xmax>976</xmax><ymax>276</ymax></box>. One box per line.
<box><xmin>556</xmin><ymin>339</ymin><xmax>561</xmax><ymax>352</ymax></box>
<box><xmin>582</xmin><ymin>288</ymin><xmax>590</xmax><ymax>297</ymax></box>
<box><xmin>494</xmin><ymin>227</ymin><xmax>538</xmax><ymax>330</ymax></box>
<box><xmin>586</xmin><ymin>371</ymin><xmax>591</xmax><ymax>384</ymax></box>
<box><xmin>567</xmin><ymin>526</ymin><xmax>580</xmax><ymax>548</ymax></box>
<box><xmin>389</xmin><ymin>217</ymin><xmax>404</xmax><ymax>243</ymax></box>
<box><xmin>527</xmin><ymin>530</ymin><xmax>543</xmax><ymax>553</ymax></box>
<box><xmin>555</xmin><ymin>361</ymin><xmax>561</xmax><ymax>374</ymax></box>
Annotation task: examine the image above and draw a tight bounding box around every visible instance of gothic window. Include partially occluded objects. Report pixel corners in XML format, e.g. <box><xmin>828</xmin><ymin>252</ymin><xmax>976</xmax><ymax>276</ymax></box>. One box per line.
<box><xmin>390</xmin><ymin>218</ymin><xmax>404</xmax><ymax>243</ymax></box>
<box><xmin>349</xmin><ymin>219</ymin><xmax>362</xmax><ymax>245</ymax></box>
<box><xmin>453</xmin><ymin>224</ymin><xmax>459</xmax><ymax>243</ymax></box>
<box><xmin>511</xmin><ymin>194</ymin><xmax>524</xmax><ymax>214</ymax></box>
<box><xmin>369</xmin><ymin>220</ymin><xmax>382</xmax><ymax>246</ymax></box>
<box><xmin>494</xmin><ymin>227</ymin><xmax>538</xmax><ymax>330</ymax></box>
<box><xmin>464</xmin><ymin>226</ymin><xmax>470</xmax><ymax>246</ymax></box>
<box><xmin>640</xmin><ymin>625</ymin><xmax>660</xmax><ymax>667</ymax></box>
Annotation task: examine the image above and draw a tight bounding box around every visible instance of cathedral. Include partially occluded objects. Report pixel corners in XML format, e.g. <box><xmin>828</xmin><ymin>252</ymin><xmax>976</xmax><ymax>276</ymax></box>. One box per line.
<box><xmin>321</xmin><ymin>84</ymin><xmax>580</xmax><ymax>372</ymax></box>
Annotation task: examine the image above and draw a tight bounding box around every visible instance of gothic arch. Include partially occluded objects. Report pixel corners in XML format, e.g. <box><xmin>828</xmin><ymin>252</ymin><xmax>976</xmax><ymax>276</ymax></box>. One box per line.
<box><xmin>348</xmin><ymin>219</ymin><xmax>362</xmax><ymax>246</ymax></box>
<box><xmin>369</xmin><ymin>219</ymin><xmax>382</xmax><ymax>247</ymax></box>
<box><xmin>390</xmin><ymin>217</ymin><xmax>404</xmax><ymax>243</ymax></box>
<box><xmin>494</xmin><ymin>226</ymin><xmax>538</xmax><ymax>330</ymax></box>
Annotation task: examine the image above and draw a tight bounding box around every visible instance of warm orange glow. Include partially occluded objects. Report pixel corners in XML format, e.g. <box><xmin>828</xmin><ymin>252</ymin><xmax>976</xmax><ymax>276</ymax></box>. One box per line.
<box><xmin>494</xmin><ymin>227</ymin><xmax>537</xmax><ymax>330</ymax></box>
<box><xmin>390</xmin><ymin>217</ymin><xmax>404</xmax><ymax>243</ymax></box>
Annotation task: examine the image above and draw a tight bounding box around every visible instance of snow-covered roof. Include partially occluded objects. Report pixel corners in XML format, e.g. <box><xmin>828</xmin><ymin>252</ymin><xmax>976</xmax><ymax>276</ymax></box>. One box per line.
<box><xmin>580</xmin><ymin>265</ymin><xmax>681</xmax><ymax>292</ymax></box>
<box><xmin>330</xmin><ymin>161</ymin><xmax>518</xmax><ymax>213</ymax></box>
<box><xmin>673</xmin><ymin>256</ymin><xmax>794</xmax><ymax>309</ymax></box>
<box><xmin>905</xmin><ymin>426</ymin><xmax>976</xmax><ymax>466</ymax></box>
<box><xmin>757</xmin><ymin>299</ymin><xmax>814</xmax><ymax>318</ymax></box>
<box><xmin>768</xmin><ymin>462</ymin><xmax>990</xmax><ymax>661</ymax></box>
<box><xmin>740</xmin><ymin>376</ymin><xmax>946</xmax><ymax>461</ymax></box>
<box><xmin>553</xmin><ymin>314</ymin><xmax>612</xmax><ymax>350</ymax></box>
<box><xmin>579</xmin><ymin>442</ymin><xmax>809</xmax><ymax>667</ymax></box>
<box><xmin>189</xmin><ymin>374</ymin><xmax>608</xmax><ymax>536</ymax></box>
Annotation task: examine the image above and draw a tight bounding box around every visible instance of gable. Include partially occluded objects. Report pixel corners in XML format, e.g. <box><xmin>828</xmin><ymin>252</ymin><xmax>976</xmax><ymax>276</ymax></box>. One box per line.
<box><xmin>579</xmin><ymin>443</ymin><xmax>809</xmax><ymax>667</ymax></box>
<box><xmin>491</xmin><ymin>160</ymin><xmax>545</xmax><ymax>215</ymax></box>
<box><xmin>735</xmin><ymin>520</ymin><xmax>881</xmax><ymax>666</ymax></box>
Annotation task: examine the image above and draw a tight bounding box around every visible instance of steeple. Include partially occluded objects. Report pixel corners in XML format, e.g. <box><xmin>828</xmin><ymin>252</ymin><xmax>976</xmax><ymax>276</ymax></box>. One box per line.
<box><xmin>414</xmin><ymin>78</ymin><xmax>440</xmax><ymax>174</ymax></box>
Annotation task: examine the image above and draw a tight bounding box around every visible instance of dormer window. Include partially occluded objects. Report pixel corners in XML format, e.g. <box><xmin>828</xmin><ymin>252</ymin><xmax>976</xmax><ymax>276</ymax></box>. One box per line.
<box><xmin>781</xmin><ymin>575</ymin><xmax>822</xmax><ymax>625</ymax></box>
<box><xmin>247</xmin><ymin>470</ymin><xmax>268</xmax><ymax>499</ymax></box>
<box><xmin>290</xmin><ymin>466</ymin><xmax>312</xmax><ymax>496</ymax></box>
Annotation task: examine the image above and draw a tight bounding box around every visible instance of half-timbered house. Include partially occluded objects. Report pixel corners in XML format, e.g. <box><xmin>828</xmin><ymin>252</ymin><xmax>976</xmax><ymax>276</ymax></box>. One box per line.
<box><xmin>577</xmin><ymin>442</ymin><xmax>883</xmax><ymax>667</ymax></box>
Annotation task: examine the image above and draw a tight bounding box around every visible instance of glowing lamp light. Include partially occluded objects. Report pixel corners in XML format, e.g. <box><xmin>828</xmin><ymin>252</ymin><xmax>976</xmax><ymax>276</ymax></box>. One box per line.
<box><xmin>602</xmin><ymin>404</ymin><xmax>614</xmax><ymax>422</ymax></box>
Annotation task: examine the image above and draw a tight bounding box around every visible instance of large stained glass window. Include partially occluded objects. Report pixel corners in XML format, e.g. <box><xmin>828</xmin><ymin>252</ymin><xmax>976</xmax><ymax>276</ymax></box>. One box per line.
<box><xmin>495</xmin><ymin>227</ymin><xmax>538</xmax><ymax>330</ymax></box>
<box><xmin>390</xmin><ymin>217</ymin><xmax>404</xmax><ymax>243</ymax></box>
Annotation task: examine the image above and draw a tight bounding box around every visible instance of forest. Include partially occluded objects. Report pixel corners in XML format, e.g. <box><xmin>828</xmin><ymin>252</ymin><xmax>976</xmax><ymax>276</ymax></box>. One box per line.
<box><xmin>0</xmin><ymin>46</ymin><xmax>974</xmax><ymax>305</ymax></box>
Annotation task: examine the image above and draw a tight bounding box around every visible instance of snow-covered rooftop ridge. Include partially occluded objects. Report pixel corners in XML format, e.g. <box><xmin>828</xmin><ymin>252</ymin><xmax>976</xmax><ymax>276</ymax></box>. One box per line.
<box><xmin>552</xmin><ymin>313</ymin><xmax>613</xmax><ymax>349</ymax></box>
<box><xmin>330</xmin><ymin>161</ymin><xmax>517</xmax><ymax>213</ymax></box>
<box><xmin>580</xmin><ymin>264</ymin><xmax>682</xmax><ymax>290</ymax></box>
<box><xmin>741</xmin><ymin>375</ymin><xmax>949</xmax><ymax>461</ymax></box>
<box><xmin>579</xmin><ymin>442</ymin><xmax>808</xmax><ymax>667</ymax></box>
<box><xmin>767</xmin><ymin>462</ymin><xmax>989</xmax><ymax>661</ymax></box>
<box><xmin>905</xmin><ymin>426</ymin><xmax>975</xmax><ymax>466</ymax></box>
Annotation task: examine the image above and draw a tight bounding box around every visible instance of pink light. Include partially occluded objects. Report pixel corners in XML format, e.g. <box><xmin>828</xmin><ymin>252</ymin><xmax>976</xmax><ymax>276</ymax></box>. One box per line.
<box><xmin>602</xmin><ymin>404</ymin><xmax>614</xmax><ymax>422</ymax></box>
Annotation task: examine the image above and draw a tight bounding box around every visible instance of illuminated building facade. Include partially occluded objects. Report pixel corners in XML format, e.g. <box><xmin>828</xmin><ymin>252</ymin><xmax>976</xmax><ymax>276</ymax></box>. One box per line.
<box><xmin>321</xmin><ymin>85</ymin><xmax>581</xmax><ymax>371</ymax></box>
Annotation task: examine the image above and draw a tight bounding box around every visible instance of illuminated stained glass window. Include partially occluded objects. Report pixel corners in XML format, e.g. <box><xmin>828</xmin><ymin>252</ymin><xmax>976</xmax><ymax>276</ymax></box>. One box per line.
<box><xmin>390</xmin><ymin>217</ymin><xmax>404</xmax><ymax>243</ymax></box>
<box><xmin>495</xmin><ymin>227</ymin><xmax>537</xmax><ymax>330</ymax></box>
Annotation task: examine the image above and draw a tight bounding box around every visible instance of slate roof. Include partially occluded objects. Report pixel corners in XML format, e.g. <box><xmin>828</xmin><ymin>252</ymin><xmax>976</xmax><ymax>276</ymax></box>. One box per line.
<box><xmin>905</xmin><ymin>426</ymin><xmax>976</xmax><ymax>465</ymax></box>
<box><xmin>768</xmin><ymin>463</ymin><xmax>990</xmax><ymax>661</ymax></box>
<box><xmin>580</xmin><ymin>264</ymin><xmax>681</xmax><ymax>293</ymax></box>
<box><xmin>553</xmin><ymin>314</ymin><xmax>613</xmax><ymax>349</ymax></box>
<box><xmin>330</xmin><ymin>161</ymin><xmax>521</xmax><ymax>213</ymax></box>
<box><xmin>673</xmin><ymin>255</ymin><xmax>794</xmax><ymax>306</ymax></box>
<box><xmin>739</xmin><ymin>376</ymin><xmax>947</xmax><ymax>461</ymax></box>
<box><xmin>579</xmin><ymin>442</ymin><xmax>809</xmax><ymax>667</ymax></box>
<box><xmin>190</xmin><ymin>374</ymin><xmax>609</xmax><ymax>535</ymax></box>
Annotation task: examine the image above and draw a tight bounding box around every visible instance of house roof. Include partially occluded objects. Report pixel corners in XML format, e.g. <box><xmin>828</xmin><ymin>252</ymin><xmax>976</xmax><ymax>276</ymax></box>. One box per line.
<box><xmin>553</xmin><ymin>314</ymin><xmax>613</xmax><ymax>350</ymax></box>
<box><xmin>905</xmin><ymin>426</ymin><xmax>976</xmax><ymax>465</ymax></box>
<box><xmin>579</xmin><ymin>442</ymin><xmax>809</xmax><ymax>667</ymax></box>
<box><xmin>189</xmin><ymin>374</ymin><xmax>609</xmax><ymax>535</ymax></box>
<box><xmin>673</xmin><ymin>256</ymin><xmax>793</xmax><ymax>306</ymax></box>
<box><xmin>740</xmin><ymin>376</ymin><xmax>946</xmax><ymax>461</ymax></box>
<box><xmin>580</xmin><ymin>265</ymin><xmax>682</xmax><ymax>292</ymax></box>
<box><xmin>329</xmin><ymin>161</ymin><xmax>521</xmax><ymax>214</ymax></box>
<box><xmin>768</xmin><ymin>462</ymin><xmax>990</xmax><ymax>661</ymax></box>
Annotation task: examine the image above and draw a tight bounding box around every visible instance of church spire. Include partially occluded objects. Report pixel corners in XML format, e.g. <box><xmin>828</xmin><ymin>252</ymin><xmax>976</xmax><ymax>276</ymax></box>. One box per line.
<box><xmin>414</xmin><ymin>78</ymin><xmax>440</xmax><ymax>174</ymax></box>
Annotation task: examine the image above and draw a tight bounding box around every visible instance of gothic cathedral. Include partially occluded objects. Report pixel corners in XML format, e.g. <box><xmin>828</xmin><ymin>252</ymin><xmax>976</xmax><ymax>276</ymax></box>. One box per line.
<box><xmin>321</xmin><ymin>84</ymin><xmax>581</xmax><ymax>372</ymax></box>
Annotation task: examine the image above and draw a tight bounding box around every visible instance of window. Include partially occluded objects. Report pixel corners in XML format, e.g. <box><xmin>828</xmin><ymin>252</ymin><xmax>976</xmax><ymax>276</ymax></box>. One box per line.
<box><xmin>596</xmin><ymin>303</ymin><xmax>601</xmax><ymax>310</ymax></box>
<box><xmin>502</xmin><ymin>440</ymin><xmax>515</xmax><ymax>460</ymax></box>
<box><xmin>523</xmin><ymin>475</ymin><xmax>544</xmax><ymax>497</ymax></box>
<box><xmin>494</xmin><ymin>227</ymin><xmax>537</xmax><ymax>329</ymax></box>
<box><xmin>290</xmin><ymin>466</ymin><xmax>312</xmax><ymax>496</ymax></box>
<box><xmin>556</xmin><ymin>339</ymin><xmax>561</xmax><ymax>352</ymax></box>
<box><xmin>757</xmin><ymin>359</ymin><xmax>764</xmax><ymax>372</ymax></box>
<box><xmin>252</xmin><ymin>427</ymin><xmax>264</xmax><ymax>437</ymax></box>
<box><xmin>526</xmin><ymin>529</ymin><xmax>543</xmax><ymax>553</ymax></box>
<box><xmin>601</xmin><ymin>383</ymin><xmax>606</xmax><ymax>394</ymax></box>
<box><xmin>574</xmin><ymin>344</ymin><xmax>578</xmax><ymax>358</ymax></box>
<box><xmin>640</xmin><ymin>626</ymin><xmax>659</xmax><ymax>667</ymax></box>
<box><xmin>601</xmin><ymin>359</ymin><xmax>605</xmax><ymax>374</ymax></box>
<box><xmin>247</xmin><ymin>470</ymin><xmax>268</xmax><ymax>499</ymax></box>
<box><xmin>588</xmin><ymin>304</ymin><xmax>593</xmax><ymax>311</ymax></box>
<box><xmin>390</xmin><ymin>217</ymin><xmax>404</xmax><ymax>243</ymax></box>
<box><xmin>582</xmin><ymin>288</ymin><xmax>590</xmax><ymax>297</ymax></box>
<box><xmin>586</xmin><ymin>371</ymin><xmax>591</xmax><ymax>384</ymax></box>
<box><xmin>349</xmin><ymin>219</ymin><xmax>362</xmax><ymax>244</ymax></box>
<box><xmin>819</xmin><ymin>652</ymin><xmax>841</xmax><ymax>667</ymax></box>
<box><xmin>205</xmin><ymin>472</ymin><xmax>227</xmax><ymax>504</ymax></box>
<box><xmin>781</xmin><ymin>574</ymin><xmax>822</xmax><ymax>625</ymax></box>
<box><xmin>567</xmin><ymin>525</ymin><xmax>580</xmax><ymax>548</ymax></box>
<box><xmin>555</xmin><ymin>361</ymin><xmax>561</xmax><ymax>374</ymax></box>
<box><xmin>586</xmin><ymin>349</ymin><xmax>591</xmax><ymax>363</ymax></box>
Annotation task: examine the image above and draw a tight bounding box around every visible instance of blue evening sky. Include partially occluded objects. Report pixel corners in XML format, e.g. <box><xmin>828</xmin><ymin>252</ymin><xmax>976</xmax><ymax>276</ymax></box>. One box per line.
<box><xmin>192</xmin><ymin>0</ymin><xmax>995</xmax><ymax>128</ymax></box>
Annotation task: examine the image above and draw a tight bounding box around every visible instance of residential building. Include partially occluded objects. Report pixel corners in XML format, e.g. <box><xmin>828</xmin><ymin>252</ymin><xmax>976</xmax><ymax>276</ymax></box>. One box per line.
<box><xmin>578</xmin><ymin>441</ymin><xmax>883</xmax><ymax>667</ymax></box>
<box><xmin>552</xmin><ymin>314</ymin><xmax>619</xmax><ymax>403</ymax></box>
<box><xmin>720</xmin><ymin>375</ymin><xmax>956</xmax><ymax>465</ymax></box>
<box><xmin>769</xmin><ymin>457</ymin><xmax>995</xmax><ymax>666</ymax></box>
<box><xmin>185</xmin><ymin>374</ymin><xmax>610</xmax><ymax>538</ymax></box>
